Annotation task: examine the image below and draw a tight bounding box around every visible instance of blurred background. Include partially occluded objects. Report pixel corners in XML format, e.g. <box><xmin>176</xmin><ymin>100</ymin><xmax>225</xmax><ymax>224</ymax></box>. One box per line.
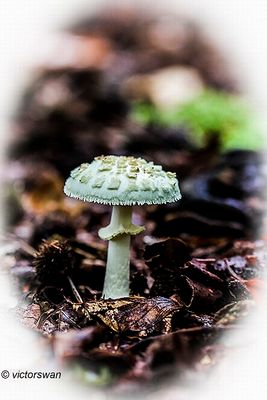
<box><xmin>0</xmin><ymin>1</ymin><xmax>267</xmax><ymax>399</ymax></box>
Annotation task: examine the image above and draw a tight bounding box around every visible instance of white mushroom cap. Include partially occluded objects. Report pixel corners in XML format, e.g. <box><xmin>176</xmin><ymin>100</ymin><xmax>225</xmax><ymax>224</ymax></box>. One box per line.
<box><xmin>64</xmin><ymin>155</ymin><xmax>181</xmax><ymax>206</ymax></box>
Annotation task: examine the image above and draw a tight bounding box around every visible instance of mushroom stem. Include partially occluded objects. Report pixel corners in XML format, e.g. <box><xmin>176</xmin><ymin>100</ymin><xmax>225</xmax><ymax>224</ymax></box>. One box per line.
<box><xmin>100</xmin><ymin>206</ymin><xmax>143</xmax><ymax>299</ymax></box>
<box><xmin>102</xmin><ymin>232</ymin><xmax>131</xmax><ymax>299</ymax></box>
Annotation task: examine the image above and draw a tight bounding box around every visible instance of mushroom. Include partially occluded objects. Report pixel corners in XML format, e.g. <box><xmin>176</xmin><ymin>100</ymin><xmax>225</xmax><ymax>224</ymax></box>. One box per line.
<box><xmin>64</xmin><ymin>155</ymin><xmax>181</xmax><ymax>299</ymax></box>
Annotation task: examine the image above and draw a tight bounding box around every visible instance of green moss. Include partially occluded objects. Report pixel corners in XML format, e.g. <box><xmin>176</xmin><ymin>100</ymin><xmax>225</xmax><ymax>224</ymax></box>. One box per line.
<box><xmin>73</xmin><ymin>365</ymin><xmax>114</xmax><ymax>386</ymax></box>
<box><xmin>131</xmin><ymin>101</ymin><xmax>161</xmax><ymax>125</ymax></box>
<box><xmin>131</xmin><ymin>90</ymin><xmax>264</xmax><ymax>151</ymax></box>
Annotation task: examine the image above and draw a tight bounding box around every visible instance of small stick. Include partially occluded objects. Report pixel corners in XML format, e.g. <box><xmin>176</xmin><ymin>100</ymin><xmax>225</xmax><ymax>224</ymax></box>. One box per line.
<box><xmin>68</xmin><ymin>276</ymin><xmax>83</xmax><ymax>303</ymax></box>
<box><xmin>73</xmin><ymin>248</ymin><xmax>95</xmax><ymax>259</ymax></box>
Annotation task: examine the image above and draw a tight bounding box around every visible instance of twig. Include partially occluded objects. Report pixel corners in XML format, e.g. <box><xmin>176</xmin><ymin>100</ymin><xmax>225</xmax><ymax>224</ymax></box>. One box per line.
<box><xmin>68</xmin><ymin>276</ymin><xmax>83</xmax><ymax>303</ymax></box>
